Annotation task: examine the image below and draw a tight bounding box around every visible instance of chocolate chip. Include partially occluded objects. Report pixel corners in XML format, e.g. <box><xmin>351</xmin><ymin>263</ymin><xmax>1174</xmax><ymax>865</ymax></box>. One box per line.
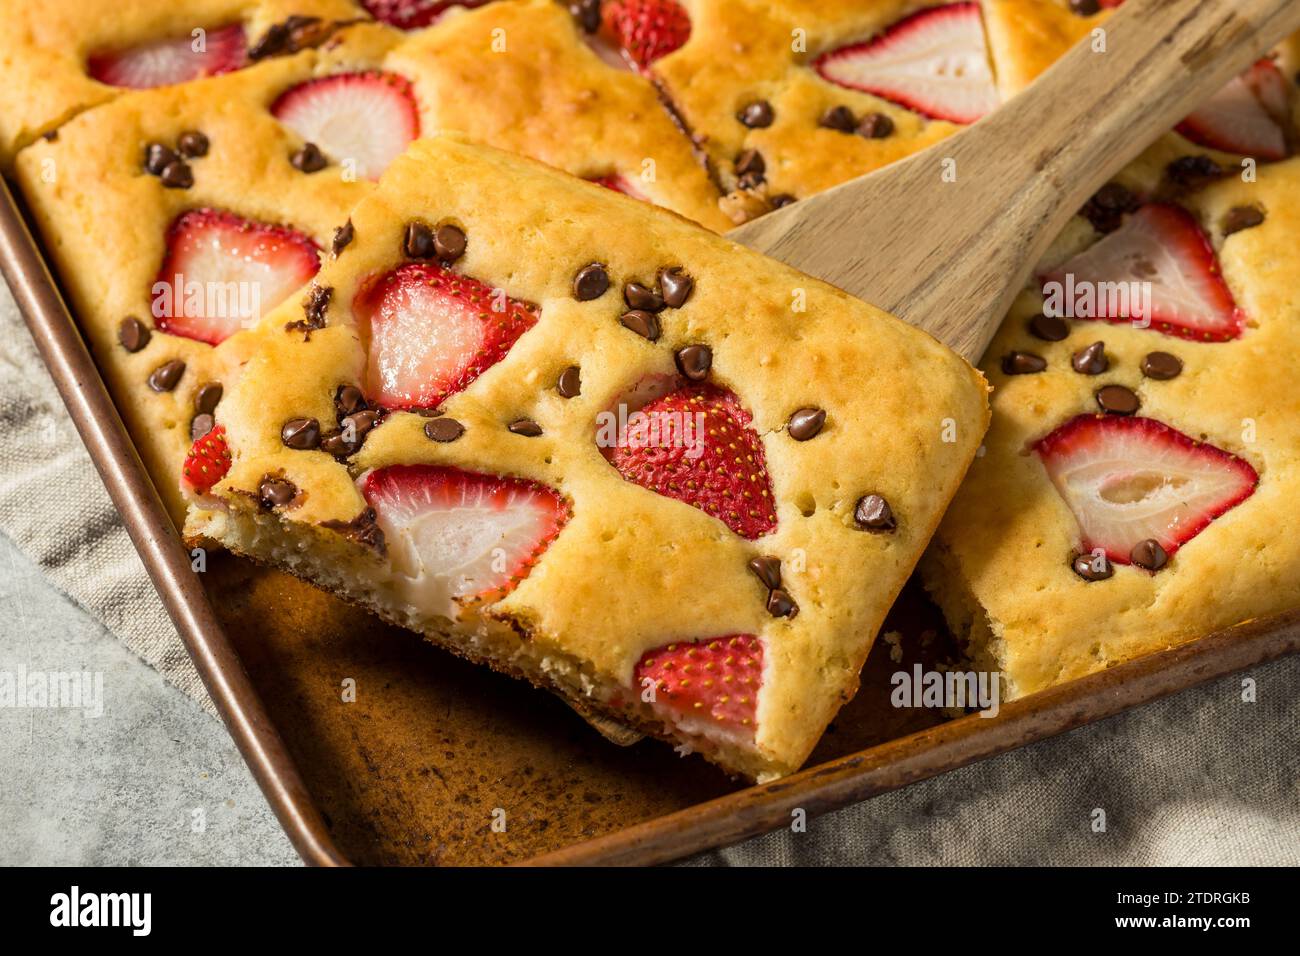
<box><xmin>1130</xmin><ymin>538</ymin><xmax>1168</xmax><ymax>571</ymax></box>
<box><xmin>573</xmin><ymin>263</ymin><xmax>609</xmax><ymax>300</ymax></box>
<box><xmin>190</xmin><ymin>413</ymin><xmax>215</xmax><ymax>442</ymax></box>
<box><xmin>177</xmin><ymin>130</ymin><xmax>209</xmax><ymax>158</ymax></box>
<box><xmin>735</xmin><ymin>148</ymin><xmax>765</xmax><ymax>187</ymax></box>
<box><xmin>737</xmin><ymin>171</ymin><xmax>765</xmax><ymax>190</ymax></box>
<box><xmin>424</xmin><ymin>417</ymin><xmax>465</xmax><ymax>443</ymax></box>
<box><xmin>1222</xmin><ymin>205</ymin><xmax>1265</xmax><ymax>236</ymax></box>
<box><xmin>159</xmin><ymin>159</ymin><xmax>194</xmax><ymax>189</ymax></box>
<box><xmin>144</xmin><ymin>143</ymin><xmax>176</xmax><ymax>175</ymax></box>
<box><xmin>1096</xmin><ymin>384</ymin><xmax>1140</xmax><ymax>415</ymax></box>
<box><xmin>1071</xmin><ymin>341</ymin><xmax>1109</xmax><ymax>375</ymax></box>
<box><xmin>1028</xmin><ymin>313</ymin><xmax>1069</xmax><ymax>341</ymax></box>
<box><xmin>854</xmin><ymin>494</ymin><xmax>896</xmax><ymax>532</ymax></box>
<box><xmin>404</xmin><ymin>221</ymin><xmax>436</xmax><ymax>259</ymax></box>
<box><xmin>321</xmin><ymin>507</ymin><xmax>386</xmax><ymax>555</ymax></box>
<box><xmin>624</xmin><ymin>281</ymin><xmax>665</xmax><ymax>312</ymax></box>
<box><xmin>770</xmin><ymin>193</ymin><xmax>796</xmax><ymax>208</ymax></box>
<box><xmin>659</xmin><ymin>267</ymin><xmax>694</xmax><ymax>308</ymax></box>
<box><xmin>1166</xmin><ymin>155</ymin><xmax>1225</xmax><ymax>189</ymax></box>
<box><xmin>1141</xmin><ymin>351</ymin><xmax>1183</xmax><ymax>380</ymax></box>
<box><xmin>341</xmin><ymin>409</ymin><xmax>381</xmax><ymax>441</ymax></box>
<box><xmin>118</xmin><ymin>316</ymin><xmax>151</xmax><ymax>352</ymax></box>
<box><xmin>291</xmin><ymin>142</ymin><xmax>327</xmax><ymax>172</ymax></box>
<box><xmin>747</xmin><ymin>556</ymin><xmax>782</xmax><ymax>590</ymax></box>
<box><xmin>334</xmin><ymin>384</ymin><xmax>366</xmax><ymax>418</ymax></box>
<box><xmin>1081</xmin><ymin>182</ymin><xmax>1139</xmax><ymax>233</ymax></box>
<box><xmin>1069</xmin><ymin>0</ymin><xmax>1100</xmax><ymax>16</ymax></box>
<box><xmin>434</xmin><ymin>224</ymin><xmax>466</xmax><ymax>262</ymax></box>
<box><xmin>259</xmin><ymin>476</ymin><xmax>297</xmax><ymax>509</ymax></box>
<box><xmin>148</xmin><ymin>359</ymin><xmax>185</xmax><ymax>392</ymax></box>
<box><xmin>787</xmin><ymin>407</ymin><xmax>826</xmax><ymax>441</ymax></box>
<box><xmin>1072</xmin><ymin>551</ymin><xmax>1113</xmax><ymax>581</ymax></box>
<box><xmin>766</xmin><ymin>588</ymin><xmax>799</xmax><ymax>619</ymax></box>
<box><xmin>737</xmin><ymin>100</ymin><xmax>774</xmax><ymax>128</ymax></box>
<box><xmin>557</xmin><ymin>365</ymin><xmax>582</xmax><ymax>398</ymax></box>
<box><xmin>856</xmin><ymin>112</ymin><xmax>894</xmax><ymax>139</ymax></box>
<box><xmin>620</xmin><ymin>310</ymin><xmax>661</xmax><ymax>341</ymax></box>
<box><xmin>508</xmin><ymin>418</ymin><xmax>543</xmax><ymax>437</ymax></box>
<box><xmin>284</xmin><ymin>15</ymin><xmax>332</xmax><ymax>51</ymax></box>
<box><xmin>298</xmin><ymin>284</ymin><xmax>332</xmax><ymax>331</ymax></box>
<box><xmin>1002</xmin><ymin>351</ymin><xmax>1047</xmax><ymax>375</ymax></box>
<box><xmin>819</xmin><ymin>105</ymin><xmax>856</xmax><ymax>132</ymax></box>
<box><xmin>568</xmin><ymin>0</ymin><xmax>601</xmax><ymax>32</ymax></box>
<box><xmin>331</xmin><ymin>219</ymin><xmax>354</xmax><ymax>256</ymax></box>
<box><xmin>319</xmin><ymin>431</ymin><xmax>349</xmax><ymax>457</ymax></box>
<box><xmin>249</xmin><ymin>23</ymin><xmax>289</xmax><ymax>60</ymax></box>
<box><xmin>674</xmin><ymin>344</ymin><xmax>712</xmax><ymax>381</ymax></box>
<box><xmin>281</xmin><ymin>417</ymin><xmax>321</xmax><ymax>450</ymax></box>
<box><xmin>195</xmin><ymin>382</ymin><xmax>223</xmax><ymax>415</ymax></box>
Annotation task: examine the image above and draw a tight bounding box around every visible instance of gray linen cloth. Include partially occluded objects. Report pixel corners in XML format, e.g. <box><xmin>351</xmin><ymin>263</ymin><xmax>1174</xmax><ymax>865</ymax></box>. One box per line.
<box><xmin>3</xmin><ymin>279</ymin><xmax>1297</xmax><ymax>866</ymax></box>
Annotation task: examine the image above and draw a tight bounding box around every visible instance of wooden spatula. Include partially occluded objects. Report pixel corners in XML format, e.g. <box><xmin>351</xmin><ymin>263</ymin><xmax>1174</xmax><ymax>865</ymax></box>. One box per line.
<box><xmin>730</xmin><ymin>0</ymin><xmax>1300</xmax><ymax>363</ymax></box>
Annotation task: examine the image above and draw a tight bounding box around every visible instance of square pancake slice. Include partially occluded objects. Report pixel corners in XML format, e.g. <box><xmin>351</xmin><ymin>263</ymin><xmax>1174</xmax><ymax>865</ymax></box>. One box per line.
<box><xmin>182</xmin><ymin>134</ymin><xmax>989</xmax><ymax>780</ymax></box>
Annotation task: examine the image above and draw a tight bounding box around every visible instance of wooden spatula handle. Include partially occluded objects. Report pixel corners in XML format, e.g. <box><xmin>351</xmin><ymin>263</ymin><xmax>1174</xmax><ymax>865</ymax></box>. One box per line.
<box><xmin>732</xmin><ymin>0</ymin><xmax>1300</xmax><ymax>362</ymax></box>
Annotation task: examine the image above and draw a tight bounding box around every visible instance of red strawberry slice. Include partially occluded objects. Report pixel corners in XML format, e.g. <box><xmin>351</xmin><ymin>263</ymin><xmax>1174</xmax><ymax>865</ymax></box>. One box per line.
<box><xmin>182</xmin><ymin>425</ymin><xmax>233</xmax><ymax>495</ymax></box>
<box><xmin>154</xmin><ymin>209</ymin><xmax>321</xmax><ymax>346</ymax></box>
<box><xmin>812</xmin><ymin>2</ymin><xmax>998</xmax><ymax>124</ymax></box>
<box><xmin>354</xmin><ymin>262</ymin><xmax>538</xmax><ymax>410</ymax></box>
<box><xmin>1176</xmin><ymin>59</ymin><xmax>1290</xmax><ymax>161</ymax></box>
<box><xmin>270</xmin><ymin>71</ymin><xmax>420</xmax><ymax>182</ymax></box>
<box><xmin>1040</xmin><ymin>203</ymin><xmax>1243</xmax><ymax>341</ymax></box>
<box><xmin>599</xmin><ymin>0</ymin><xmax>691</xmax><ymax>73</ymax></box>
<box><xmin>88</xmin><ymin>24</ymin><xmax>246</xmax><ymax>89</ymax></box>
<box><xmin>604</xmin><ymin>382</ymin><xmax>777</xmax><ymax>540</ymax></box>
<box><xmin>360</xmin><ymin>464</ymin><xmax>568</xmax><ymax>604</ymax></box>
<box><xmin>588</xmin><ymin>173</ymin><xmax>648</xmax><ymax>200</ymax></box>
<box><xmin>634</xmin><ymin>634</ymin><xmax>763</xmax><ymax>741</ymax></box>
<box><xmin>1035</xmin><ymin>415</ymin><xmax>1258</xmax><ymax>566</ymax></box>
<box><xmin>359</xmin><ymin>0</ymin><xmax>493</xmax><ymax>30</ymax></box>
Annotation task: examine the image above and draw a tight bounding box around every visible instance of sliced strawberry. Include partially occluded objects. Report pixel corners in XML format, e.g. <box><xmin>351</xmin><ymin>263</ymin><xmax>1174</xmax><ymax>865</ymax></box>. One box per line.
<box><xmin>270</xmin><ymin>71</ymin><xmax>420</xmax><ymax>181</ymax></box>
<box><xmin>154</xmin><ymin>209</ymin><xmax>321</xmax><ymax>346</ymax></box>
<box><xmin>604</xmin><ymin>382</ymin><xmax>777</xmax><ymax>540</ymax></box>
<box><xmin>588</xmin><ymin>173</ymin><xmax>648</xmax><ymax>200</ymax></box>
<box><xmin>360</xmin><ymin>464</ymin><xmax>568</xmax><ymax>603</ymax></box>
<box><xmin>360</xmin><ymin>0</ymin><xmax>492</xmax><ymax>30</ymax></box>
<box><xmin>599</xmin><ymin>0</ymin><xmax>691</xmax><ymax>73</ymax></box>
<box><xmin>812</xmin><ymin>2</ymin><xmax>998</xmax><ymax>124</ymax></box>
<box><xmin>1035</xmin><ymin>415</ymin><xmax>1258</xmax><ymax>566</ymax></box>
<box><xmin>182</xmin><ymin>425</ymin><xmax>233</xmax><ymax>495</ymax></box>
<box><xmin>1176</xmin><ymin>59</ymin><xmax>1290</xmax><ymax>161</ymax></box>
<box><xmin>354</xmin><ymin>262</ymin><xmax>538</xmax><ymax>410</ymax></box>
<box><xmin>88</xmin><ymin>24</ymin><xmax>246</xmax><ymax>89</ymax></box>
<box><xmin>634</xmin><ymin>634</ymin><xmax>763</xmax><ymax>741</ymax></box>
<box><xmin>1040</xmin><ymin>203</ymin><xmax>1244</xmax><ymax>341</ymax></box>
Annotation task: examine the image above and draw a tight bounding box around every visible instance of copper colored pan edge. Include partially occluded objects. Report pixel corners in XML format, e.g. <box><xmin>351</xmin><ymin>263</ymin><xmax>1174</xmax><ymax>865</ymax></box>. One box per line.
<box><xmin>0</xmin><ymin>177</ymin><xmax>349</xmax><ymax>868</ymax></box>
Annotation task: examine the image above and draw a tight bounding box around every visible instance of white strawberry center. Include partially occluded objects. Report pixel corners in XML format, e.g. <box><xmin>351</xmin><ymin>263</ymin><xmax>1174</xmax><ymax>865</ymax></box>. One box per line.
<box><xmin>365</xmin><ymin>281</ymin><xmax>486</xmax><ymax>408</ymax></box>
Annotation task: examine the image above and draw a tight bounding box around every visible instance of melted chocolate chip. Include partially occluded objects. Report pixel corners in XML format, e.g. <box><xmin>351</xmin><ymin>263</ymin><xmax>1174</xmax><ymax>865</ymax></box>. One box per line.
<box><xmin>747</xmin><ymin>556</ymin><xmax>782</xmax><ymax>590</ymax></box>
<box><xmin>341</xmin><ymin>409</ymin><xmax>381</xmax><ymax>442</ymax></box>
<box><xmin>766</xmin><ymin>588</ymin><xmax>799</xmax><ymax>619</ymax></box>
<box><xmin>770</xmin><ymin>193</ymin><xmax>797</xmax><ymax>208</ymax></box>
<box><xmin>1081</xmin><ymin>182</ymin><xmax>1139</xmax><ymax>233</ymax></box>
<box><xmin>144</xmin><ymin>143</ymin><xmax>176</xmax><ymax>175</ymax></box>
<box><xmin>281</xmin><ymin>417</ymin><xmax>321</xmax><ymax>450</ymax></box>
<box><xmin>1072</xmin><ymin>551</ymin><xmax>1113</xmax><ymax>581</ymax></box>
<box><xmin>331</xmin><ymin>219</ymin><xmax>354</xmax><ymax>256</ymax></box>
<box><xmin>1028</xmin><ymin>313</ymin><xmax>1069</xmax><ymax>342</ymax></box>
<box><xmin>289</xmin><ymin>284</ymin><xmax>332</xmax><ymax>334</ymax></box>
<box><xmin>659</xmin><ymin>267</ymin><xmax>694</xmax><ymax>308</ymax></box>
<box><xmin>177</xmin><ymin>130</ymin><xmax>209</xmax><ymax>158</ymax></box>
<box><xmin>819</xmin><ymin>105</ymin><xmax>856</xmax><ymax>132</ymax></box>
<box><xmin>118</xmin><ymin>316</ymin><xmax>151</xmax><ymax>352</ymax></box>
<box><xmin>249</xmin><ymin>23</ymin><xmax>290</xmax><ymax>60</ymax></box>
<box><xmin>1166</xmin><ymin>155</ymin><xmax>1225</xmax><ymax>189</ymax></box>
<box><xmin>1130</xmin><ymin>538</ymin><xmax>1168</xmax><ymax>571</ymax></box>
<box><xmin>291</xmin><ymin>142</ymin><xmax>327</xmax><ymax>172</ymax></box>
<box><xmin>404</xmin><ymin>221</ymin><xmax>436</xmax><ymax>259</ymax></box>
<box><xmin>1002</xmin><ymin>351</ymin><xmax>1047</xmax><ymax>375</ymax></box>
<box><xmin>568</xmin><ymin>0</ymin><xmax>601</xmax><ymax>33</ymax></box>
<box><xmin>557</xmin><ymin>365</ymin><xmax>582</xmax><ymax>398</ymax></box>
<box><xmin>624</xmin><ymin>281</ymin><xmax>665</xmax><ymax>312</ymax></box>
<box><xmin>674</xmin><ymin>344</ymin><xmax>712</xmax><ymax>381</ymax></box>
<box><xmin>148</xmin><ymin>359</ymin><xmax>185</xmax><ymax>392</ymax></box>
<box><xmin>1096</xmin><ymin>384</ymin><xmax>1140</xmax><ymax>415</ymax></box>
<box><xmin>159</xmin><ymin>159</ymin><xmax>194</xmax><ymax>189</ymax></box>
<box><xmin>259</xmin><ymin>476</ymin><xmax>297</xmax><ymax>509</ymax></box>
<box><xmin>195</xmin><ymin>382</ymin><xmax>223</xmax><ymax>415</ymax></box>
<box><xmin>737</xmin><ymin>100</ymin><xmax>774</xmax><ymax>128</ymax></box>
<box><xmin>424</xmin><ymin>417</ymin><xmax>465</xmax><ymax>443</ymax></box>
<box><xmin>508</xmin><ymin>418</ymin><xmax>543</xmax><ymax>437</ymax></box>
<box><xmin>1069</xmin><ymin>0</ymin><xmax>1100</xmax><ymax>14</ymax></box>
<box><xmin>620</xmin><ymin>310</ymin><xmax>661</xmax><ymax>341</ymax></box>
<box><xmin>334</xmin><ymin>385</ymin><xmax>366</xmax><ymax>418</ymax></box>
<box><xmin>854</xmin><ymin>494</ymin><xmax>896</xmax><ymax>532</ymax></box>
<box><xmin>787</xmin><ymin>407</ymin><xmax>826</xmax><ymax>441</ymax></box>
<box><xmin>1072</xmin><ymin>341</ymin><xmax>1109</xmax><ymax>375</ymax></box>
<box><xmin>573</xmin><ymin>263</ymin><xmax>610</xmax><ymax>300</ymax></box>
<box><xmin>735</xmin><ymin>148</ymin><xmax>765</xmax><ymax>187</ymax></box>
<box><xmin>321</xmin><ymin>507</ymin><xmax>386</xmax><ymax>555</ymax></box>
<box><xmin>190</xmin><ymin>413</ymin><xmax>215</xmax><ymax>441</ymax></box>
<box><xmin>856</xmin><ymin>112</ymin><xmax>894</xmax><ymax>139</ymax></box>
<box><xmin>1141</xmin><ymin>351</ymin><xmax>1183</xmax><ymax>380</ymax></box>
<box><xmin>1222</xmin><ymin>205</ymin><xmax>1265</xmax><ymax>236</ymax></box>
<box><xmin>433</xmin><ymin>224</ymin><xmax>467</xmax><ymax>262</ymax></box>
<box><xmin>284</xmin><ymin>15</ymin><xmax>333</xmax><ymax>52</ymax></box>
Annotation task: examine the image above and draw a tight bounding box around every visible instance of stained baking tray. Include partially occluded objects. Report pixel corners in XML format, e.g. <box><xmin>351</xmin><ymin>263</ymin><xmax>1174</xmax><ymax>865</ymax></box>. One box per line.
<box><xmin>3</xmin><ymin>171</ymin><xmax>1298</xmax><ymax>867</ymax></box>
